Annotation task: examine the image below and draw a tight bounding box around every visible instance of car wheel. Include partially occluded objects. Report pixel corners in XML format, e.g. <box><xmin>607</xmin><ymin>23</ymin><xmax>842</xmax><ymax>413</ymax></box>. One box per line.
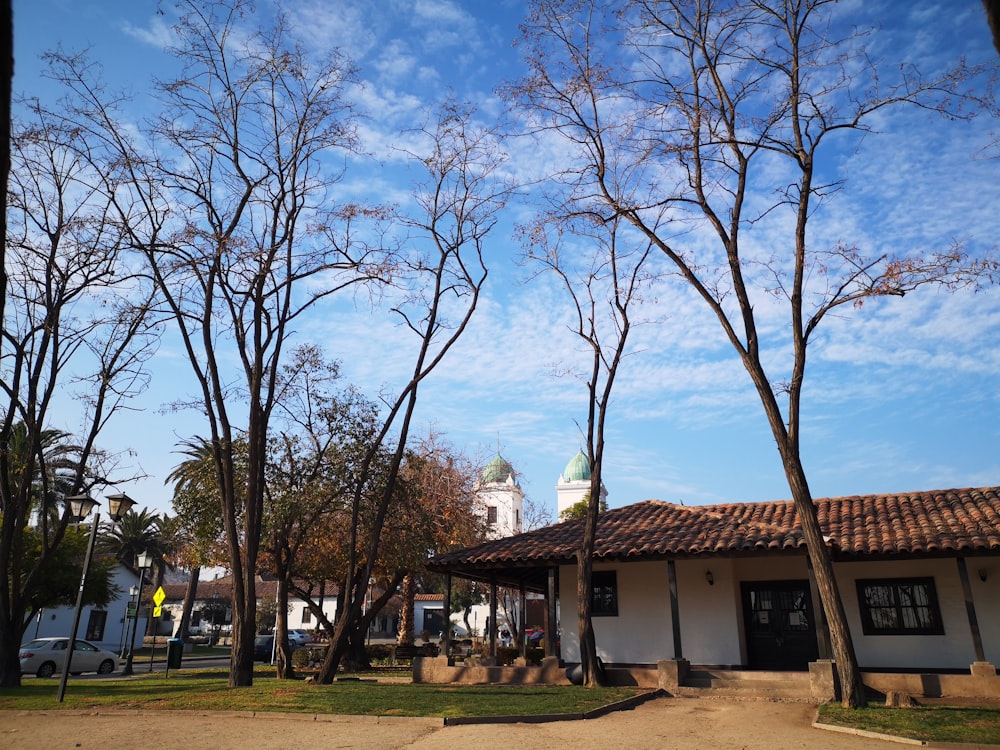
<box><xmin>98</xmin><ymin>659</ymin><xmax>115</xmax><ymax>675</ymax></box>
<box><xmin>37</xmin><ymin>661</ymin><xmax>56</xmax><ymax>678</ymax></box>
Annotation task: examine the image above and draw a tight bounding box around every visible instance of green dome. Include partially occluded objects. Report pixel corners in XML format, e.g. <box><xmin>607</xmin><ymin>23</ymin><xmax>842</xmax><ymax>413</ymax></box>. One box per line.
<box><xmin>482</xmin><ymin>453</ymin><xmax>515</xmax><ymax>484</ymax></box>
<box><xmin>562</xmin><ymin>450</ymin><xmax>591</xmax><ymax>482</ymax></box>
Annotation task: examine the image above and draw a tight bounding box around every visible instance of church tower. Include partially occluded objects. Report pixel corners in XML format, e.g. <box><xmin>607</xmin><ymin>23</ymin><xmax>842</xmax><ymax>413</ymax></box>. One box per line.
<box><xmin>555</xmin><ymin>449</ymin><xmax>607</xmax><ymax>517</ymax></box>
<box><xmin>474</xmin><ymin>453</ymin><xmax>524</xmax><ymax>539</ymax></box>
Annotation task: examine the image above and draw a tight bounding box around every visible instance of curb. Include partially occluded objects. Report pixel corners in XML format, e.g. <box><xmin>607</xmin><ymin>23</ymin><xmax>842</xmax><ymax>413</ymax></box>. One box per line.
<box><xmin>813</xmin><ymin>715</ymin><xmax>1000</xmax><ymax>749</ymax></box>
<box><xmin>443</xmin><ymin>688</ymin><xmax>667</xmax><ymax>726</ymax></box>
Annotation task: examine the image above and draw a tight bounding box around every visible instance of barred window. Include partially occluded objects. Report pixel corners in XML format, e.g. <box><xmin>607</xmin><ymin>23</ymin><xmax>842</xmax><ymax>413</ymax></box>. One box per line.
<box><xmin>856</xmin><ymin>578</ymin><xmax>944</xmax><ymax>635</ymax></box>
<box><xmin>591</xmin><ymin>570</ymin><xmax>618</xmax><ymax>617</ymax></box>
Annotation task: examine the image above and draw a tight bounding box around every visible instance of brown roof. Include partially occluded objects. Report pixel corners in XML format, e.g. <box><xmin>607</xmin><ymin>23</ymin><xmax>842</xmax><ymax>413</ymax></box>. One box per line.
<box><xmin>161</xmin><ymin>576</ymin><xmax>340</xmax><ymax>603</ymax></box>
<box><xmin>428</xmin><ymin>486</ymin><xmax>1000</xmax><ymax>588</ymax></box>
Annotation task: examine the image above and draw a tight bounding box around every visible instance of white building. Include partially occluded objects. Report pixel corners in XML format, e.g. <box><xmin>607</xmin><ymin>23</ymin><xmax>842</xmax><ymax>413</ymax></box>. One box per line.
<box><xmin>26</xmin><ymin>563</ymin><xmax>147</xmax><ymax>655</ymax></box>
<box><xmin>474</xmin><ymin>453</ymin><xmax>524</xmax><ymax>538</ymax></box>
<box><xmin>555</xmin><ymin>449</ymin><xmax>607</xmax><ymax>518</ymax></box>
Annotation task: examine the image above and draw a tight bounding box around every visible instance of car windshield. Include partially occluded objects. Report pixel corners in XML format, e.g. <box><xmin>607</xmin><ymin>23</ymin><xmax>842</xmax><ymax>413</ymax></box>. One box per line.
<box><xmin>22</xmin><ymin>639</ymin><xmax>52</xmax><ymax>650</ymax></box>
<box><xmin>254</xmin><ymin>636</ymin><xmax>272</xmax><ymax>645</ymax></box>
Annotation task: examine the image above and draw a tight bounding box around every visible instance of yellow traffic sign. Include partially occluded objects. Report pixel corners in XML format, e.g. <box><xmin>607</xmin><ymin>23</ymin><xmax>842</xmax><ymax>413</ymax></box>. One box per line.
<box><xmin>153</xmin><ymin>606</ymin><xmax>162</xmax><ymax>618</ymax></box>
<box><xmin>153</xmin><ymin>586</ymin><xmax>166</xmax><ymax>607</ymax></box>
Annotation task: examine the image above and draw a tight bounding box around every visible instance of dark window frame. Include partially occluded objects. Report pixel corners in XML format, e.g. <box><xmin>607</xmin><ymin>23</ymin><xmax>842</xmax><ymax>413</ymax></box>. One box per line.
<box><xmin>486</xmin><ymin>506</ymin><xmax>498</xmax><ymax>525</ymax></box>
<box><xmin>85</xmin><ymin>610</ymin><xmax>108</xmax><ymax>641</ymax></box>
<box><xmin>855</xmin><ymin>577</ymin><xmax>945</xmax><ymax>636</ymax></box>
<box><xmin>591</xmin><ymin>570</ymin><xmax>618</xmax><ymax>617</ymax></box>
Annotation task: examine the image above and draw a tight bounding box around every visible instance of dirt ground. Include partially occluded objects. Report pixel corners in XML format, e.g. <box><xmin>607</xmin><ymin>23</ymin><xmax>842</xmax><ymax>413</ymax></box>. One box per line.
<box><xmin>0</xmin><ymin>697</ymin><xmax>908</xmax><ymax>749</ymax></box>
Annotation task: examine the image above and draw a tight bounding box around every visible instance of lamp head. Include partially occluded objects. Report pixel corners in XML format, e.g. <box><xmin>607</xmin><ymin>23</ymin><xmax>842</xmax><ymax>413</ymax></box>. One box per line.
<box><xmin>105</xmin><ymin>492</ymin><xmax>137</xmax><ymax>522</ymax></box>
<box><xmin>66</xmin><ymin>494</ymin><xmax>99</xmax><ymax>521</ymax></box>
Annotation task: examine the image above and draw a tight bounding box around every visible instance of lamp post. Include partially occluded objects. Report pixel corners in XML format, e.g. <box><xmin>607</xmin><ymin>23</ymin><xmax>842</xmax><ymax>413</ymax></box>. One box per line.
<box><xmin>57</xmin><ymin>492</ymin><xmax>136</xmax><ymax>703</ymax></box>
<box><xmin>123</xmin><ymin>549</ymin><xmax>152</xmax><ymax>675</ymax></box>
<box><xmin>119</xmin><ymin>584</ymin><xmax>139</xmax><ymax>659</ymax></box>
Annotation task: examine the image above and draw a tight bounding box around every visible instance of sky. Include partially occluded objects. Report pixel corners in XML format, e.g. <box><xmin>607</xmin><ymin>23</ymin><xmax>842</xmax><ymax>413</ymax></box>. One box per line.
<box><xmin>10</xmin><ymin>0</ymin><xmax>1000</xmax><ymax>522</ymax></box>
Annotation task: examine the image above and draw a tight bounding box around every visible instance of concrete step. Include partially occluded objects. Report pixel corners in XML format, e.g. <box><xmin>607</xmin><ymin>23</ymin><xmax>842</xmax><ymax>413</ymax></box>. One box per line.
<box><xmin>685</xmin><ymin>677</ymin><xmax>804</xmax><ymax>690</ymax></box>
<box><xmin>672</xmin><ymin>684</ymin><xmax>812</xmax><ymax>701</ymax></box>
<box><xmin>689</xmin><ymin>669</ymin><xmax>810</xmax><ymax>683</ymax></box>
<box><xmin>679</xmin><ymin>670</ymin><xmax>812</xmax><ymax>701</ymax></box>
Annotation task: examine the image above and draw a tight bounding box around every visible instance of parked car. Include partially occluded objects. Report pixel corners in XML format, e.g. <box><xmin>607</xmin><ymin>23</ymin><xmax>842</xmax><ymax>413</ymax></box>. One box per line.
<box><xmin>253</xmin><ymin>634</ymin><xmax>274</xmax><ymax>661</ymax></box>
<box><xmin>19</xmin><ymin>638</ymin><xmax>118</xmax><ymax>678</ymax></box>
<box><xmin>287</xmin><ymin>629</ymin><xmax>312</xmax><ymax>648</ymax></box>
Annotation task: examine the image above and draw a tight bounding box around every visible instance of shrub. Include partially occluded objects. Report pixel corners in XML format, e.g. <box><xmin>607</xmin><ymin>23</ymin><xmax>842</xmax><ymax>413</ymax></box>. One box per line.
<box><xmin>366</xmin><ymin>644</ymin><xmax>393</xmax><ymax>663</ymax></box>
<box><xmin>292</xmin><ymin>647</ymin><xmax>325</xmax><ymax>668</ymax></box>
<box><xmin>496</xmin><ymin>646</ymin><xmax>518</xmax><ymax>666</ymax></box>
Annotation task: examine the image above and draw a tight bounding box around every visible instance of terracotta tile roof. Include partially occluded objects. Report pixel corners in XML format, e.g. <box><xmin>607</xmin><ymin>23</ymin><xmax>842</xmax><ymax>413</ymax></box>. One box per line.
<box><xmin>428</xmin><ymin>487</ymin><xmax>1000</xmax><ymax>581</ymax></box>
<box><xmin>161</xmin><ymin>576</ymin><xmax>340</xmax><ymax>603</ymax></box>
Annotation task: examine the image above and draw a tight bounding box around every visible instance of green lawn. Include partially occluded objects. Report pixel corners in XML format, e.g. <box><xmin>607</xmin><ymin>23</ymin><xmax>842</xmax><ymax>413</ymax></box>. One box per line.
<box><xmin>818</xmin><ymin>703</ymin><xmax>1000</xmax><ymax>745</ymax></box>
<box><xmin>0</xmin><ymin>669</ymin><xmax>644</xmax><ymax>718</ymax></box>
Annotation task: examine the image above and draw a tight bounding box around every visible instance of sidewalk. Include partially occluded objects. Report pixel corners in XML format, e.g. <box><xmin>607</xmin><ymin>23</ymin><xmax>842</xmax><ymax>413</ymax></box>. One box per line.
<box><xmin>0</xmin><ymin>697</ymin><xmax>907</xmax><ymax>749</ymax></box>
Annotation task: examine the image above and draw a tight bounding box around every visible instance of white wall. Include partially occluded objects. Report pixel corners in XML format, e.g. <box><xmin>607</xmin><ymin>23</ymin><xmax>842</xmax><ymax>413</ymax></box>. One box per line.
<box><xmin>556</xmin><ymin>555</ymin><xmax>998</xmax><ymax>671</ymax></box>
<box><xmin>836</xmin><ymin>557</ymin><xmax>990</xmax><ymax>670</ymax></box>
<box><xmin>27</xmin><ymin>565</ymin><xmax>146</xmax><ymax>653</ymax></box>
<box><xmin>559</xmin><ymin>561</ymin><xmax>673</xmax><ymax>664</ymax></box>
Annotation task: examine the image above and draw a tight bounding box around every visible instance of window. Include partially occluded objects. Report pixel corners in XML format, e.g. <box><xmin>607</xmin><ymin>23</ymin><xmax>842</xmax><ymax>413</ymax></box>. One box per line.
<box><xmin>85</xmin><ymin>610</ymin><xmax>107</xmax><ymax>641</ymax></box>
<box><xmin>302</xmin><ymin>606</ymin><xmax>312</xmax><ymax>624</ymax></box>
<box><xmin>486</xmin><ymin>506</ymin><xmax>497</xmax><ymax>525</ymax></box>
<box><xmin>591</xmin><ymin>570</ymin><xmax>618</xmax><ymax>617</ymax></box>
<box><xmin>856</xmin><ymin>578</ymin><xmax>944</xmax><ymax>635</ymax></box>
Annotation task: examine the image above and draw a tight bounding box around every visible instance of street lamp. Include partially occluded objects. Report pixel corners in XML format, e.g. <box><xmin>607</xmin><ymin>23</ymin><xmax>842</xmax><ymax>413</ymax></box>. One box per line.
<box><xmin>119</xmin><ymin>585</ymin><xmax>139</xmax><ymax>660</ymax></box>
<box><xmin>57</xmin><ymin>492</ymin><xmax>136</xmax><ymax>703</ymax></box>
<box><xmin>123</xmin><ymin>549</ymin><xmax>152</xmax><ymax>676</ymax></box>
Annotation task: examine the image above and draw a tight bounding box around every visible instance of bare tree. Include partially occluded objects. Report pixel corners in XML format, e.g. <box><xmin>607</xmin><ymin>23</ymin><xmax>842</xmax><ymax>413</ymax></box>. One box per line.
<box><xmin>263</xmin><ymin>345</ymin><xmax>379</xmax><ymax>678</ymax></box>
<box><xmin>0</xmin><ymin>97</ymin><xmax>157</xmax><ymax>686</ymax></box>
<box><xmin>312</xmin><ymin>101</ymin><xmax>510</xmax><ymax>683</ymax></box>
<box><xmin>523</xmin><ymin>212</ymin><xmax>657</xmax><ymax>686</ymax></box>
<box><xmin>44</xmin><ymin>0</ymin><xmax>394</xmax><ymax>686</ymax></box>
<box><xmin>510</xmin><ymin>0</ymin><xmax>996</xmax><ymax>706</ymax></box>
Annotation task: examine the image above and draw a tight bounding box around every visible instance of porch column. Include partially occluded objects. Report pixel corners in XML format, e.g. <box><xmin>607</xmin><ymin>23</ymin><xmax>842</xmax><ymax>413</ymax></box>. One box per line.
<box><xmin>444</xmin><ymin>573</ymin><xmax>452</xmax><ymax>663</ymax></box>
<box><xmin>806</xmin><ymin>555</ymin><xmax>832</xmax><ymax>660</ymax></box>
<box><xmin>667</xmin><ymin>559</ymin><xmax>682</xmax><ymax>659</ymax></box>
<box><xmin>956</xmin><ymin>556</ymin><xmax>987</xmax><ymax>663</ymax></box>
<box><xmin>545</xmin><ymin>567</ymin><xmax>557</xmax><ymax>659</ymax></box>
<box><xmin>489</xmin><ymin>576</ymin><xmax>498</xmax><ymax>659</ymax></box>
<box><xmin>518</xmin><ymin>581</ymin><xmax>527</xmax><ymax>659</ymax></box>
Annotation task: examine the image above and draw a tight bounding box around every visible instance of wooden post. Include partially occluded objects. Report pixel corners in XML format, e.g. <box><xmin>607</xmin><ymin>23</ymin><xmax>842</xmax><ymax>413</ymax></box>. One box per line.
<box><xmin>444</xmin><ymin>573</ymin><xmax>452</xmax><ymax>663</ymax></box>
<box><xmin>956</xmin><ymin>557</ymin><xmax>986</xmax><ymax>663</ymax></box>
<box><xmin>489</xmin><ymin>577</ymin><xmax>498</xmax><ymax>658</ymax></box>
<box><xmin>667</xmin><ymin>559</ymin><xmax>683</xmax><ymax>659</ymax></box>
<box><xmin>545</xmin><ymin>567</ymin><xmax>557</xmax><ymax>659</ymax></box>
<box><xmin>518</xmin><ymin>581</ymin><xmax>527</xmax><ymax>659</ymax></box>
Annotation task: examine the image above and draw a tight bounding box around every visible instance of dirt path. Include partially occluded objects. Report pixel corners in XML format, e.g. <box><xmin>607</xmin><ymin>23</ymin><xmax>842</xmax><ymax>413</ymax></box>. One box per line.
<box><xmin>0</xmin><ymin>697</ymin><xmax>901</xmax><ymax>749</ymax></box>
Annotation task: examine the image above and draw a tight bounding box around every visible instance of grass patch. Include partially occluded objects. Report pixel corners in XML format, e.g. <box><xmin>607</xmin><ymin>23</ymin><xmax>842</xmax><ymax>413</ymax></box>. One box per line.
<box><xmin>0</xmin><ymin>670</ymin><xmax>643</xmax><ymax>718</ymax></box>
<box><xmin>818</xmin><ymin>703</ymin><xmax>1000</xmax><ymax>745</ymax></box>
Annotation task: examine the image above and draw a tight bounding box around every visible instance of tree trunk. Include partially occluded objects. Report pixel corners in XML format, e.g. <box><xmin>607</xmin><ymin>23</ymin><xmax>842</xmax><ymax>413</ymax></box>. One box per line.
<box><xmin>397</xmin><ymin>574</ymin><xmax>415</xmax><ymax>646</ymax></box>
<box><xmin>176</xmin><ymin>566</ymin><xmax>201</xmax><ymax>641</ymax></box>
<box><xmin>275</xmin><ymin>575</ymin><xmax>294</xmax><ymax>679</ymax></box>
<box><xmin>0</xmin><ymin>624</ymin><xmax>22</xmax><ymax>688</ymax></box>
<box><xmin>577</xmin><ymin>472</ymin><xmax>606</xmax><ymax>687</ymax></box>
<box><xmin>782</xmin><ymin>458</ymin><xmax>867</xmax><ymax>707</ymax></box>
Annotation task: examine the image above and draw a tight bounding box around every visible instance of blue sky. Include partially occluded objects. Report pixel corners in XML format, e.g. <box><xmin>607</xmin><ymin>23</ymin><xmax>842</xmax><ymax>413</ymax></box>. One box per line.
<box><xmin>12</xmin><ymin>0</ymin><xmax>1000</xmax><ymax>522</ymax></box>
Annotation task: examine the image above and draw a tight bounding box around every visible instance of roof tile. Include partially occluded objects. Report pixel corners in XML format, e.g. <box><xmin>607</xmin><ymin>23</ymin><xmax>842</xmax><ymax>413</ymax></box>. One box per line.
<box><xmin>429</xmin><ymin>486</ymin><xmax>1000</xmax><ymax>570</ymax></box>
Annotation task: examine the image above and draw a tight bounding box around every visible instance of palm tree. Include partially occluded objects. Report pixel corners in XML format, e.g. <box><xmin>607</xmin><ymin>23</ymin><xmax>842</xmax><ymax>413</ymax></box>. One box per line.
<box><xmin>166</xmin><ymin>437</ymin><xmax>226</xmax><ymax>641</ymax></box>
<box><xmin>99</xmin><ymin>507</ymin><xmax>163</xmax><ymax>566</ymax></box>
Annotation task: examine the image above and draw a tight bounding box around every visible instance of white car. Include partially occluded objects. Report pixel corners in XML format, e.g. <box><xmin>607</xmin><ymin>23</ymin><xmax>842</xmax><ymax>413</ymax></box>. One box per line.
<box><xmin>19</xmin><ymin>637</ymin><xmax>118</xmax><ymax>678</ymax></box>
<box><xmin>287</xmin><ymin>629</ymin><xmax>312</xmax><ymax>648</ymax></box>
